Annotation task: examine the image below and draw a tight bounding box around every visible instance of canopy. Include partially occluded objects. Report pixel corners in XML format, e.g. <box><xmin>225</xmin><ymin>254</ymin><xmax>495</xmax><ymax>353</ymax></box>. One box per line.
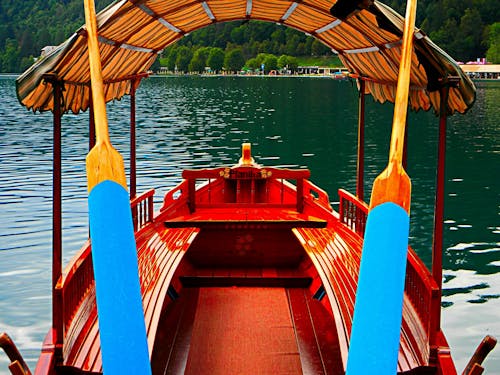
<box><xmin>16</xmin><ymin>0</ymin><xmax>475</xmax><ymax>115</ymax></box>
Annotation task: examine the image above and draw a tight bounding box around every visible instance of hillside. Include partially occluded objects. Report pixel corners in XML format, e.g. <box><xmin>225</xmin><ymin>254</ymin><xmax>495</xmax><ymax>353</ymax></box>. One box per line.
<box><xmin>0</xmin><ymin>0</ymin><xmax>498</xmax><ymax>73</ymax></box>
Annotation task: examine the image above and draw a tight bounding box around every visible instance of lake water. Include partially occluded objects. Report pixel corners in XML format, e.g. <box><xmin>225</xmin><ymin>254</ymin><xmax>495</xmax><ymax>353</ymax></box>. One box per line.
<box><xmin>0</xmin><ymin>75</ymin><xmax>498</xmax><ymax>372</ymax></box>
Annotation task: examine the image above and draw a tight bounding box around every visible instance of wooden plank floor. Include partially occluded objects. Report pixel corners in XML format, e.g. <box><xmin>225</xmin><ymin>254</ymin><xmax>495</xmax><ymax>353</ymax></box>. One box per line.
<box><xmin>185</xmin><ymin>287</ymin><xmax>302</xmax><ymax>374</ymax></box>
<box><xmin>154</xmin><ymin>287</ymin><xmax>344</xmax><ymax>375</ymax></box>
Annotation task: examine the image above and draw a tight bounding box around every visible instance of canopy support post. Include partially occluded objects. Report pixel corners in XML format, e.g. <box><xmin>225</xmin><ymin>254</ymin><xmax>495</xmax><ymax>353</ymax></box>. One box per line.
<box><xmin>429</xmin><ymin>77</ymin><xmax>458</xmax><ymax>358</ymax></box>
<box><xmin>130</xmin><ymin>79</ymin><xmax>137</xmax><ymax>199</ymax></box>
<box><xmin>356</xmin><ymin>79</ymin><xmax>365</xmax><ymax>201</ymax></box>
<box><xmin>45</xmin><ymin>76</ymin><xmax>64</xmax><ymax>364</ymax></box>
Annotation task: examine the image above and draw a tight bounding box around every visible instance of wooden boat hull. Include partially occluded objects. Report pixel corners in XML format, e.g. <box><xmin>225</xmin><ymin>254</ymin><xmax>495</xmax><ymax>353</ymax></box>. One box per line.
<box><xmin>30</xmin><ymin>160</ymin><xmax>457</xmax><ymax>374</ymax></box>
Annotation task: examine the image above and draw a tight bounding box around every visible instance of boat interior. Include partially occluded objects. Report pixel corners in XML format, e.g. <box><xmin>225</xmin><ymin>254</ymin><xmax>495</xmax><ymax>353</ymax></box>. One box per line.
<box><xmin>55</xmin><ymin>155</ymin><xmax>436</xmax><ymax>375</ymax></box>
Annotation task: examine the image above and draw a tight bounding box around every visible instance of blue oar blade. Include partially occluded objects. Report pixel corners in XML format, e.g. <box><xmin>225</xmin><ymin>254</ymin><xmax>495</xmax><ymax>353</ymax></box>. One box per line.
<box><xmin>89</xmin><ymin>180</ymin><xmax>151</xmax><ymax>375</ymax></box>
<box><xmin>346</xmin><ymin>202</ymin><xmax>410</xmax><ymax>374</ymax></box>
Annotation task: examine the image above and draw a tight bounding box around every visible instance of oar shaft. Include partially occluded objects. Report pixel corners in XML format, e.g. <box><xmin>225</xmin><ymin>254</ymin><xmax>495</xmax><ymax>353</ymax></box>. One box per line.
<box><xmin>83</xmin><ymin>1</ymin><xmax>151</xmax><ymax>373</ymax></box>
<box><xmin>83</xmin><ymin>0</ymin><xmax>109</xmax><ymax>145</ymax></box>
<box><xmin>346</xmin><ymin>1</ymin><xmax>417</xmax><ymax>373</ymax></box>
<box><xmin>389</xmin><ymin>1</ymin><xmax>417</xmax><ymax>164</ymax></box>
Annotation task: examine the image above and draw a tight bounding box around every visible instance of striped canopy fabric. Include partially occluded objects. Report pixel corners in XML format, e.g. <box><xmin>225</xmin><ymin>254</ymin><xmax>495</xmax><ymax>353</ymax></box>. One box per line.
<box><xmin>16</xmin><ymin>0</ymin><xmax>475</xmax><ymax>115</ymax></box>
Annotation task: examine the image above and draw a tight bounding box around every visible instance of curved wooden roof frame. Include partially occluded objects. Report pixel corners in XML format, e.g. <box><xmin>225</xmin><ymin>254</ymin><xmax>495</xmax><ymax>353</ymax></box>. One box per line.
<box><xmin>16</xmin><ymin>0</ymin><xmax>475</xmax><ymax>115</ymax></box>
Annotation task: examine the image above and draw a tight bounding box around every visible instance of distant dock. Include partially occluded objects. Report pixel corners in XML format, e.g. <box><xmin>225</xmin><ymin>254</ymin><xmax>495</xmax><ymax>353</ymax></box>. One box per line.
<box><xmin>460</xmin><ymin>64</ymin><xmax>500</xmax><ymax>80</ymax></box>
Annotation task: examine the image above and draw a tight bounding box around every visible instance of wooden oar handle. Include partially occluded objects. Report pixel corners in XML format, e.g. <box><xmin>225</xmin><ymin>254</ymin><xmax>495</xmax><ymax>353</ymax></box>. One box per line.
<box><xmin>368</xmin><ymin>0</ymin><xmax>417</xmax><ymax>213</ymax></box>
<box><xmin>388</xmin><ymin>0</ymin><xmax>417</xmax><ymax>165</ymax></box>
<box><xmin>84</xmin><ymin>0</ymin><xmax>127</xmax><ymax>192</ymax></box>
<box><xmin>83</xmin><ymin>0</ymin><xmax>109</xmax><ymax>145</ymax></box>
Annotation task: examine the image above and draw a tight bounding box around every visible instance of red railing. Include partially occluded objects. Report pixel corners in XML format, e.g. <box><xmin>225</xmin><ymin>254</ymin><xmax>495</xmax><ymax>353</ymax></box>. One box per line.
<box><xmin>162</xmin><ymin>180</ymin><xmax>189</xmax><ymax>211</ymax></box>
<box><xmin>405</xmin><ymin>251</ymin><xmax>440</xmax><ymax>341</ymax></box>
<box><xmin>303</xmin><ymin>179</ymin><xmax>332</xmax><ymax>211</ymax></box>
<box><xmin>58</xmin><ymin>190</ymin><xmax>156</xmax><ymax>342</ymax></box>
<box><xmin>337</xmin><ymin>188</ymin><xmax>438</xmax><ymax>342</ymax></box>
<box><xmin>131</xmin><ymin>189</ymin><xmax>155</xmax><ymax>231</ymax></box>
<box><xmin>338</xmin><ymin>189</ymin><xmax>368</xmax><ymax>236</ymax></box>
<box><xmin>57</xmin><ymin>244</ymin><xmax>94</xmax><ymax>335</ymax></box>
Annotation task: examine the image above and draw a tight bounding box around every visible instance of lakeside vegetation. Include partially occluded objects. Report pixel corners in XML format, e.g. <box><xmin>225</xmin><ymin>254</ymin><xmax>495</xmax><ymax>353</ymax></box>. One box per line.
<box><xmin>0</xmin><ymin>0</ymin><xmax>498</xmax><ymax>73</ymax></box>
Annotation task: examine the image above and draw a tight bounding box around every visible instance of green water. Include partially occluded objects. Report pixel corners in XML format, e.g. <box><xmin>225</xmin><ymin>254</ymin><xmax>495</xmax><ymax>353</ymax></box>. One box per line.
<box><xmin>0</xmin><ymin>76</ymin><xmax>498</xmax><ymax>372</ymax></box>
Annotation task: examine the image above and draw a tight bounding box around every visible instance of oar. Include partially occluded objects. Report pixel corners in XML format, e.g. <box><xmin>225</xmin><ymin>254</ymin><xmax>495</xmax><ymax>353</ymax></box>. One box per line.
<box><xmin>346</xmin><ymin>0</ymin><xmax>417</xmax><ymax>374</ymax></box>
<box><xmin>83</xmin><ymin>0</ymin><xmax>151</xmax><ymax>373</ymax></box>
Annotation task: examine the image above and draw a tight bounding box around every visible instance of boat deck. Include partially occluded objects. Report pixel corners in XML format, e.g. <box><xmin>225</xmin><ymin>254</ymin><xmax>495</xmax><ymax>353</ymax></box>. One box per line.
<box><xmin>152</xmin><ymin>286</ymin><xmax>342</xmax><ymax>375</ymax></box>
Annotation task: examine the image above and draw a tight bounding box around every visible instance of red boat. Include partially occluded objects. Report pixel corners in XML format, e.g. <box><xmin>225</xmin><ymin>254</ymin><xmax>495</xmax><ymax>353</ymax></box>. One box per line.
<box><xmin>2</xmin><ymin>0</ymin><xmax>496</xmax><ymax>374</ymax></box>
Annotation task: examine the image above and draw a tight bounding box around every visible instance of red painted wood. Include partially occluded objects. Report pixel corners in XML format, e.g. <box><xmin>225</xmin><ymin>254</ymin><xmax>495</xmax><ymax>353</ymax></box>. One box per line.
<box><xmin>45</xmin><ymin>157</ymin><xmax>458</xmax><ymax>375</ymax></box>
<box><xmin>130</xmin><ymin>79</ymin><xmax>137</xmax><ymax>199</ymax></box>
<box><xmin>155</xmin><ymin>288</ymin><xmax>200</xmax><ymax>375</ymax></box>
<box><xmin>184</xmin><ymin>287</ymin><xmax>302</xmax><ymax>375</ymax></box>
<box><xmin>51</xmin><ymin>79</ymin><xmax>63</xmax><ymax>356</ymax></box>
<box><xmin>34</xmin><ymin>329</ymin><xmax>57</xmax><ymax>375</ymax></box>
<box><xmin>430</xmin><ymin>86</ymin><xmax>449</xmax><ymax>350</ymax></box>
<box><xmin>356</xmin><ymin>79</ymin><xmax>365</xmax><ymax>201</ymax></box>
<box><xmin>60</xmin><ymin>226</ymin><xmax>198</xmax><ymax>373</ymax></box>
<box><xmin>288</xmin><ymin>288</ymin><xmax>344</xmax><ymax>374</ymax></box>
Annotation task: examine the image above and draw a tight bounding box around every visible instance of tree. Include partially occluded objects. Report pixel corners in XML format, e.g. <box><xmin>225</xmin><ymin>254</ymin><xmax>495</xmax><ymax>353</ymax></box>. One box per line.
<box><xmin>486</xmin><ymin>22</ymin><xmax>500</xmax><ymax>63</ymax></box>
<box><xmin>255</xmin><ymin>53</ymin><xmax>271</xmax><ymax>65</ymax></box>
<box><xmin>262</xmin><ymin>54</ymin><xmax>278</xmax><ymax>73</ymax></box>
<box><xmin>287</xmin><ymin>56</ymin><xmax>298</xmax><ymax>71</ymax></box>
<box><xmin>166</xmin><ymin>47</ymin><xmax>178</xmax><ymax>72</ymax></box>
<box><xmin>277</xmin><ymin>55</ymin><xmax>298</xmax><ymax>72</ymax></box>
<box><xmin>207</xmin><ymin>47</ymin><xmax>224</xmax><ymax>73</ymax></box>
<box><xmin>2</xmin><ymin>1</ymin><xmax>499</xmax><ymax>73</ymax></box>
<box><xmin>285</xmin><ymin>34</ymin><xmax>300</xmax><ymax>55</ymax></box>
<box><xmin>455</xmin><ymin>8</ymin><xmax>485</xmax><ymax>61</ymax></box>
<box><xmin>0</xmin><ymin>39</ymin><xmax>21</xmax><ymax>73</ymax></box>
<box><xmin>224</xmin><ymin>48</ymin><xmax>245</xmax><ymax>73</ymax></box>
<box><xmin>230</xmin><ymin>26</ymin><xmax>245</xmax><ymax>45</ymax></box>
<box><xmin>189</xmin><ymin>47</ymin><xmax>211</xmax><ymax>73</ymax></box>
<box><xmin>245</xmin><ymin>57</ymin><xmax>260</xmax><ymax>71</ymax></box>
<box><xmin>175</xmin><ymin>46</ymin><xmax>192</xmax><ymax>73</ymax></box>
<box><xmin>19</xmin><ymin>30</ymin><xmax>35</xmax><ymax>57</ymax></box>
<box><xmin>277</xmin><ymin>55</ymin><xmax>288</xmax><ymax>69</ymax></box>
<box><xmin>311</xmin><ymin>39</ymin><xmax>330</xmax><ymax>56</ymax></box>
<box><xmin>150</xmin><ymin>56</ymin><xmax>161</xmax><ymax>73</ymax></box>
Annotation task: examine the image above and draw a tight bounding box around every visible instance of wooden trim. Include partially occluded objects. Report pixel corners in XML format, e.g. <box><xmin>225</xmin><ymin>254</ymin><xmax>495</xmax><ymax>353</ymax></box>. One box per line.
<box><xmin>430</xmin><ymin>85</ymin><xmax>449</xmax><ymax>348</ymax></box>
<box><xmin>356</xmin><ymin>79</ymin><xmax>365</xmax><ymax>200</ymax></box>
<box><xmin>130</xmin><ymin>79</ymin><xmax>137</xmax><ymax>199</ymax></box>
<box><xmin>51</xmin><ymin>80</ymin><xmax>64</xmax><ymax>358</ymax></box>
<box><xmin>164</xmin><ymin>219</ymin><xmax>327</xmax><ymax>229</ymax></box>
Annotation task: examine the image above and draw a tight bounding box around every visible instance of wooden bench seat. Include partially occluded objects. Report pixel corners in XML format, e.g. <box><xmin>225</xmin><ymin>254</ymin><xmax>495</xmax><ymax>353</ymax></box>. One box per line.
<box><xmin>165</xmin><ymin>219</ymin><xmax>327</xmax><ymax>229</ymax></box>
<box><xmin>180</xmin><ymin>267</ymin><xmax>312</xmax><ymax>288</ymax></box>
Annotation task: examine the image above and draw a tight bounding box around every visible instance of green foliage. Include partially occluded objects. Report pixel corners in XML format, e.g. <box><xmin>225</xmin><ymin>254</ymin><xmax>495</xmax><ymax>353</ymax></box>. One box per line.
<box><xmin>165</xmin><ymin>47</ymin><xmax>177</xmax><ymax>71</ymax></box>
<box><xmin>189</xmin><ymin>47</ymin><xmax>211</xmax><ymax>73</ymax></box>
<box><xmin>486</xmin><ymin>23</ymin><xmax>500</xmax><ymax>63</ymax></box>
<box><xmin>245</xmin><ymin>57</ymin><xmax>260</xmax><ymax>71</ymax></box>
<box><xmin>262</xmin><ymin>55</ymin><xmax>278</xmax><ymax>73</ymax></box>
<box><xmin>0</xmin><ymin>0</ymin><xmax>109</xmax><ymax>73</ymax></box>
<box><xmin>0</xmin><ymin>39</ymin><xmax>21</xmax><ymax>72</ymax></box>
<box><xmin>311</xmin><ymin>40</ymin><xmax>330</xmax><ymax>56</ymax></box>
<box><xmin>207</xmin><ymin>48</ymin><xmax>224</xmax><ymax>73</ymax></box>
<box><xmin>277</xmin><ymin>55</ymin><xmax>298</xmax><ymax>71</ymax></box>
<box><xmin>175</xmin><ymin>46</ymin><xmax>193</xmax><ymax>73</ymax></box>
<box><xmin>224</xmin><ymin>48</ymin><xmax>245</xmax><ymax>72</ymax></box>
